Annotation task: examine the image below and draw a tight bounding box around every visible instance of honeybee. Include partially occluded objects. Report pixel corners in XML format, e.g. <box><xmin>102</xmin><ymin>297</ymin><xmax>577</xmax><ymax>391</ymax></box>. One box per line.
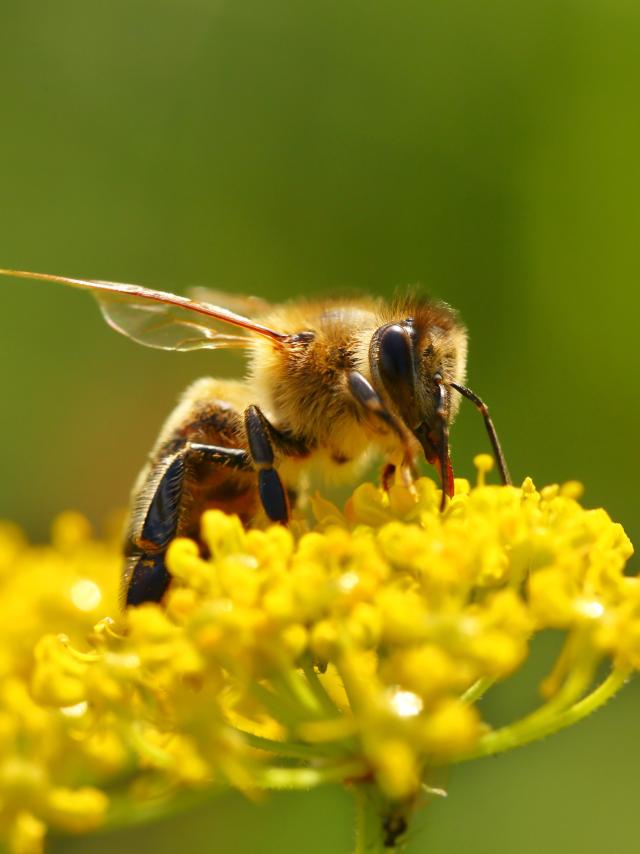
<box><xmin>1</xmin><ymin>268</ymin><xmax>510</xmax><ymax>606</ymax></box>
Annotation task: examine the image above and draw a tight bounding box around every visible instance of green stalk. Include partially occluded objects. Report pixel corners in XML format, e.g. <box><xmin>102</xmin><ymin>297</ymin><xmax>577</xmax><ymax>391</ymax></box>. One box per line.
<box><xmin>270</xmin><ymin>668</ymin><xmax>324</xmax><ymax>718</ymax></box>
<box><xmin>301</xmin><ymin>658</ymin><xmax>342</xmax><ymax>716</ymax></box>
<box><xmin>352</xmin><ymin>784</ymin><xmax>410</xmax><ymax>854</ymax></box>
<box><xmin>260</xmin><ymin>758</ymin><xmax>368</xmax><ymax>790</ymax></box>
<box><xmin>457</xmin><ymin>667</ymin><xmax>631</xmax><ymax>762</ymax></box>
<box><xmin>460</xmin><ymin>676</ymin><xmax>496</xmax><ymax>705</ymax></box>
<box><xmin>235</xmin><ymin>729</ymin><xmax>345</xmax><ymax>759</ymax></box>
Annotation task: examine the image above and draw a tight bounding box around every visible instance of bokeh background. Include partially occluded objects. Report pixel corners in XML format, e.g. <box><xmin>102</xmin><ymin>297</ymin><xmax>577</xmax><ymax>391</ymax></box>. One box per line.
<box><xmin>1</xmin><ymin>1</ymin><xmax>639</xmax><ymax>852</ymax></box>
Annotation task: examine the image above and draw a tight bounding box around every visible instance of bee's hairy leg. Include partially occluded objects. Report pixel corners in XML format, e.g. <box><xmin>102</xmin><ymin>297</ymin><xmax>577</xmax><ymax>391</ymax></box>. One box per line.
<box><xmin>188</xmin><ymin>443</ymin><xmax>253</xmax><ymax>470</ymax></box>
<box><xmin>124</xmin><ymin>551</ymin><xmax>171</xmax><ymax>607</ymax></box>
<box><xmin>125</xmin><ymin>442</ymin><xmax>253</xmax><ymax>606</ymax></box>
<box><xmin>347</xmin><ymin>370</ymin><xmax>414</xmax><ymax>455</ymax></box>
<box><xmin>244</xmin><ymin>405</ymin><xmax>291</xmax><ymax>524</ymax></box>
<box><xmin>347</xmin><ymin>371</ymin><xmax>400</xmax><ymax>433</ymax></box>
<box><xmin>349</xmin><ymin>372</ymin><xmax>419</xmax><ymax>494</ymax></box>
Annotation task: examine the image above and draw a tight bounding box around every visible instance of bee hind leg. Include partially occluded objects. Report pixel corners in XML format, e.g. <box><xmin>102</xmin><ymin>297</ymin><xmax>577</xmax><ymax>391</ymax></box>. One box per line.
<box><xmin>124</xmin><ymin>443</ymin><xmax>253</xmax><ymax>606</ymax></box>
<box><xmin>124</xmin><ymin>552</ymin><xmax>171</xmax><ymax>606</ymax></box>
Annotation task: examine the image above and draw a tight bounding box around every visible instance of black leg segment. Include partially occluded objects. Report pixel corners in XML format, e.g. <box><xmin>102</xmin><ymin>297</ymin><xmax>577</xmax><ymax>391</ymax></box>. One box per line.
<box><xmin>139</xmin><ymin>454</ymin><xmax>186</xmax><ymax>549</ymax></box>
<box><xmin>347</xmin><ymin>371</ymin><xmax>400</xmax><ymax>434</ymax></box>
<box><xmin>244</xmin><ymin>405</ymin><xmax>290</xmax><ymax>523</ymax></box>
<box><xmin>125</xmin><ymin>441</ymin><xmax>253</xmax><ymax>606</ymax></box>
<box><xmin>189</xmin><ymin>443</ymin><xmax>253</xmax><ymax>470</ymax></box>
<box><xmin>347</xmin><ymin>371</ymin><xmax>415</xmax><ymax>469</ymax></box>
<box><xmin>258</xmin><ymin>468</ymin><xmax>289</xmax><ymax>522</ymax></box>
<box><xmin>434</xmin><ymin>377</ymin><xmax>453</xmax><ymax>511</ymax></box>
<box><xmin>245</xmin><ymin>406</ymin><xmax>275</xmax><ymax>465</ymax></box>
<box><xmin>125</xmin><ymin>553</ymin><xmax>171</xmax><ymax>605</ymax></box>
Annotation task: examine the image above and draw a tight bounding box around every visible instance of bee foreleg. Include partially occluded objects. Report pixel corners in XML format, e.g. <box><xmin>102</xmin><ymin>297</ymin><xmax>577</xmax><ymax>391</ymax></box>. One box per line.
<box><xmin>381</xmin><ymin>462</ymin><xmax>396</xmax><ymax>490</ymax></box>
<box><xmin>347</xmin><ymin>370</ymin><xmax>415</xmax><ymax>464</ymax></box>
<box><xmin>347</xmin><ymin>371</ymin><xmax>399</xmax><ymax>431</ymax></box>
<box><xmin>125</xmin><ymin>442</ymin><xmax>253</xmax><ymax>606</ymax></box>
<box><xmin>244</xmin><ymin>405</ymin><xmax>290</xmax><ymax>524</ymax></box>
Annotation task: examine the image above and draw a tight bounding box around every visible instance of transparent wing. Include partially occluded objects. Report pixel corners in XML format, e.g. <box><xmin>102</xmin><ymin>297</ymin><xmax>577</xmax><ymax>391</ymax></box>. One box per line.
<box><xmin>93</xmin><ymin>282</ymin><xmax>254</xmax><ymax>351</ymax></box>
<box><xmin>0</xmin><ymin>269</ymin><xmax>287</xmax><ymax>351</ymax></box>
<box><xmin>186</xmin><ymin>286</ymin><xmax>273</xmax><ymax>318</ymax></box>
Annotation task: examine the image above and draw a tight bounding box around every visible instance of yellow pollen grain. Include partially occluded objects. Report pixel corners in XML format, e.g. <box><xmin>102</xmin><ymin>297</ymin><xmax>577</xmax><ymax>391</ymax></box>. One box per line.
<box><xmin>388</xmin><ymin>688</ymin><xmax>423</xmax><ymax>718</ymax></box>
<box><xmin>60</xmin><ymin>701</ymin><xmax>88</xmax><ymax>718</ymax></box>
<box><xmin>70</xmin><ymin>579</ymin><xmax>102</xmax><ymax>612</ymax></box>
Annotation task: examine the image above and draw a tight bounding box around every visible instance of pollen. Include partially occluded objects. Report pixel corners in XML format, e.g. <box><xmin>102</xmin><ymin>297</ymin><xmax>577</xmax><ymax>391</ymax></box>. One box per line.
<box><xmin>576</xmin><ymin>599</ymin><xmax>605</xmax><ymax>620</ymax></box>
<box><xmin>60</xmin><ymin>701</ymin><xmax>89</xmax><ymax>718</ymax></box>
<box><xmin>338</xmin><ymin>571</ymin><xmax>360</xmax><ymax>592</ymax></box>
<box><xmin>0</xmin><ymin>469</ymin><xmax>637</xmax><ymax>852</ymax></box>
<box><xmin>388</xmin><ymin>689</ymin><xmax>424</xmax><ymax>718</ymax></box>
<box><xmin>70</xmin><ymin>579</ymin><xmax>102</xmax><ymax>611</ymax></box>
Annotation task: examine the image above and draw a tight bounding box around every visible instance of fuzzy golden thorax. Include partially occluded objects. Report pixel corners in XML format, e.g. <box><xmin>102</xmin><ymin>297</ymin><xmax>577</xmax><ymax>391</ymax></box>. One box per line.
<box><xmin>248</xmin><ymin>296</ymin><xmax>468</xmax><ymax>475</ymax></box>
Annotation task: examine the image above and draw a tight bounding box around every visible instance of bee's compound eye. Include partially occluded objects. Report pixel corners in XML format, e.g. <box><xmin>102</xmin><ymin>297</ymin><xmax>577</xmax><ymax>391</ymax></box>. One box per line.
<box><xmin>378</xmin><ymin>324</ymin><xmax>413</xmax><ymax>384</ymax></box>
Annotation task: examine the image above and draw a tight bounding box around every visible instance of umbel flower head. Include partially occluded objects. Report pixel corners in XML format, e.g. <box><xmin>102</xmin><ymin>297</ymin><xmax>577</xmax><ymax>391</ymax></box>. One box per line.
<box><xmin>0</xmin><ymin>456</ymin><xmax>637</xmax><ymax>853</ymax></box>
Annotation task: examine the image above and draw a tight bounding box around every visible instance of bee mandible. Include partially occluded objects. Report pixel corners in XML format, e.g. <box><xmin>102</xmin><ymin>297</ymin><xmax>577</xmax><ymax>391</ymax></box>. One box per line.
<box><xmin>0</xmin><ymin>269</ymin><xmax>511</xmax><ymax>606</ymax></box>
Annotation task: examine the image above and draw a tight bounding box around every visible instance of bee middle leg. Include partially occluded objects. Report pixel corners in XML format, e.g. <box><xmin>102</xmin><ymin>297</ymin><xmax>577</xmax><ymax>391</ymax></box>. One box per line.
<box><xmin>244</xmin><ymin>405</ymin><xmax>292</xmax><ymax>523</ymax></box>
<box><xmin>126</xmin><ymin>394</ymin><xmax>305</xmax><ymax>605</ymax></box>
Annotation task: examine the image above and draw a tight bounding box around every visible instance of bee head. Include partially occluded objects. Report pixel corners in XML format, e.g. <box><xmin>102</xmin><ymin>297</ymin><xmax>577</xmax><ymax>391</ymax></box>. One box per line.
<box><xmin>369</xmin><ymin>308</ymin><xmax>468</xmax><ymax>490</ymax></box>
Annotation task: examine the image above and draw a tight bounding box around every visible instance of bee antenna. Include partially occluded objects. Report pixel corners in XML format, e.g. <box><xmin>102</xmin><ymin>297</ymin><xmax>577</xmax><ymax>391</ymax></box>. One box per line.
<box><xmin>434</xmin><ymin>376</ymin><xmax>453</xmax><ymax>511</ymax></box>
<box><xmin>450</xmin><ymin>382</ymin><xmax>512</xmax><ymax>486</ymax></box>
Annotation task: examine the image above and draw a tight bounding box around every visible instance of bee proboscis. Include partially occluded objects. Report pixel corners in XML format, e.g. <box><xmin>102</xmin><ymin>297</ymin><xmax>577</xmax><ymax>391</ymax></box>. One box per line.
<box><xmin>1</xmin><ymin>268</ymin><xmax>511</xmax><ymax>606</ymax></box>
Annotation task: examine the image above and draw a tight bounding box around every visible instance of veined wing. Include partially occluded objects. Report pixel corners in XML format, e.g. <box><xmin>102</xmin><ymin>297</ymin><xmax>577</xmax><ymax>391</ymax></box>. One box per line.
<box><xmin>0</xmin><ymin>268</ymin><xmax>287</xmax><ymax>351</ymax></box>
<box><xmin>187</xmin><ymin>286</ymin><xmax>273</xmax><ymax>318</ymax></box>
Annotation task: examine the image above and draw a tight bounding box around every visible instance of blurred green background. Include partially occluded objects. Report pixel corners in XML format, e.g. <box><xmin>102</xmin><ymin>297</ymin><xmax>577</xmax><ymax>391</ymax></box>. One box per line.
<box><xmin>1</xmin><ymin>1</ymin><xmax>639</xmax><ymax>852</ymax></box>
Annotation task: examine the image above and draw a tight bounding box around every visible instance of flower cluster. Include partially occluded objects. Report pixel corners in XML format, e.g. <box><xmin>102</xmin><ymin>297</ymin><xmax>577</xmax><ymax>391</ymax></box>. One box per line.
<box><xmin>0</xmin><ymin>513</ymin><xmax>120</xmax><ymax>854</ymax></box>
<box><xmin>0</xmin><ymin>457</ymin><xmax>636</xmax><ymax>853</ymax></box>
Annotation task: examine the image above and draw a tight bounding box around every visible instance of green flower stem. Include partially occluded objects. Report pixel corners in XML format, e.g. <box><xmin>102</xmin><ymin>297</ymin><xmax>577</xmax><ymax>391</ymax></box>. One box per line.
<box><xmin>235</xmin><ymin>729</ymin><xmax>346</xmax><ymax>759</ymax></box>
<box><xmin>488</xmin><ymin>654</ymin><xmax>596</xmax><ymax>745</ymax></box>
<box><xmin>352</xmin><ymin>784</ymin><xmax>408</xmax><ymax>854</ymax></box>
<box><xmin>457</xmin><ymin>667</ymin><xmax>631</xmax><ymax>762</ymax></box>
<box><xmin>334</xmin><ymin>650</ymin><xmax>369</xmax><ymax>715</ymax></box>
<box><xmin>75</xmin><ymin>784</ymin><xmax>223</xmax><ymax>836</ymax></box>
<box><xmin>249</xmin><ymin>680</ymin><xmax>309</xmax><ymax>730</ymax></box>
<box><xmin>259</xmin><ymin>758</ymin><xmax>368</xmax><ymax>790</ymax></box>
<box><xmin>538</xmin><ymin>632</ymin><xmax>597</xmax><ymax>708</ymax></box>
<box><xmin>302</xmin><ymin>659</ymin><xmax>342</xmax><ymax>716</ymax></box>
<box><xmin>270</xmin><ymin>668</ymin><xmax>324</xmax><ymax>718</ymax></box>
<box><xmin>354</xmin><ymin>785</ymin><xmax>385</xmax><ymax>854</ymax></box>
<box><xmin>461</xmin><ymin>676</ymin><xmax>496</xmax><ymax>705</ymax></box>
<box><xmin>128</xmin><ymin>723</ymin><xmax>174</xmax><ymax>767</ymax></box>
<box><xmin>66</xmin><ymin>760</ymin><xmax>369</xmax><ymax>838</ymax></box>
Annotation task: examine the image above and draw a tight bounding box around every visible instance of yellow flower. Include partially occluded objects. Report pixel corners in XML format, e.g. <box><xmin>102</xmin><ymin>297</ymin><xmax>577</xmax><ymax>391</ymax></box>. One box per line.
<box><xmin>0</xmin><ymin>458</ymin><xmax>637</xmax><ymax>853</ymax></box>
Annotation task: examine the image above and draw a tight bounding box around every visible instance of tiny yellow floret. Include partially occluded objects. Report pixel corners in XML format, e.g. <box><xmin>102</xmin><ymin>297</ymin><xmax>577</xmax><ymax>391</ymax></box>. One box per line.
<box><xmin>0</xmin><ymin>465</ymin><xmax>636</xmax><ymax>852</ymax></box>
